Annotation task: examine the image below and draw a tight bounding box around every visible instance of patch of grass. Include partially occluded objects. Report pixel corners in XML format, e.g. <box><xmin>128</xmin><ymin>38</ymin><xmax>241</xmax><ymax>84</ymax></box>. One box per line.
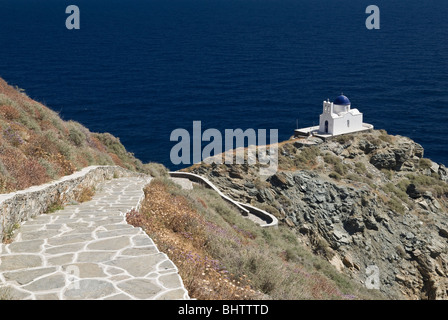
<box><xmin>294</xmin><ymin>146</ymin><xmax>320</xmax><ymax>169</ymax></box>
<box><xmin>45</xmin><ymin>200</ymin><xmax>64</xmax><ymax>214</ymax></box>
<box><xmin>382</xmin><ymin>182</ymin><xmax>409</xmax><ymax>204</ymax></box>
<box><xmin>68</xmin><ymin>123</ymin><xmax>86</xmax><ymax>147</ymax></box>
<box><xmin>363</xmin><ymin>132</ymin><xmax>387</xmax><ymax>147</ymax></box>
<box><xmin>323</xmin><ymin>153</ymin><xmax>348</xmax><ymax>177</ymax></box>
<box><xmin>334</xmin><ymin>162</ymin><xmax>348</xmax><ymax>176</ymax></box>
<box><xmin>406</xmin><ymin>173</ymin><xmax>448</xmax><ymax>198</ymax></box>
<box><xmin>94</xmin><ymin>132</ymin><xmax>142</xmax><ymax>171</ymax></box>
<box><xmin>396</xmin><ymin>179</ymin><xmax>411</xmax><ymax>193</ymax></box>
<box><xmin>144</xmin><ymin>162</ymin><xmax>169</xmax><ymax>177</ymax></box>
<box><xmin>1</xmin><ymin>222</ymin><xmax>20</xmax><ymax>244</ymax></box>
<box><xmin>0</xmin><ymin>104</ymin><xmax>20</xmax><ymax>120</ymax></box>
<box><xmin>388</xmin><ymin>195</ymin><xmax>405</xmax><ymax>215</ymax></box>
<box><xmin>346</xmin><ymin>173</ymin><xmax>363</xmax><ymax>182</ymax></box>
<box><xmin>278</xmin><ymin>194</ymin><xmax>292</xmax><ymax>207</ymax></box>
<box><xmin>329</xmin><ymin>172</ymin><xmax>341</xmax><ymax>181</ymax></box>
<box><xmin>75</xmin><ymin>186</ymin><xmax>95</xmax><ymax>203</ymax></box>
<box><xmin>311</xmin><ymin>236</ymin><xmax>334</xmax><ymax>260</ymax></box>
<box><xmin>419</xmin><ymin>158</ymin><xmax>432</xmax><ymax>170</ymax></box>
<box><xmin>381</xmin><ymin>169</ymin><xmax>393</xmax><ymax>180</ymax></box>
<box><xmin>378</xmin><ymin>133</ymin><xmax>393</xmax><ymax>144</ymax></box>
<box><xmin>253</xmin><ymin>178</ymin><xmax>271</xmax><ymax>190</ymax></box>
<box><xmin>354</xmin><ymin>162</ymin><xmax>367</xmax><ymax>174</ymax></box>
<box><xmin>38</xmin><ymin>158</ymin><xmax>58</xmax><ymax>179</ymax></box>
<box><xmin>323</xmin><ymin>153</ymin><xmax>340</xmax><ymax>166</ymax></box>
<box><xmin>334</xmin><ymin>135</ymin><xmax>352</xmax><ymax>145</ymax></box>
<box><xmin>395</xmin><ymin>245</ymin><xmax>407</xmax><ymax>259</ymax></box>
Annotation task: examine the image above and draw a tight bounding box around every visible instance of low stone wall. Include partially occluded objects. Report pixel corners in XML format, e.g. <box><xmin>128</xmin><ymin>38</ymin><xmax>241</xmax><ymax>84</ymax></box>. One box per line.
<box><xmin>169</xmin><ymin>171</ymin><xmax>278</xmax><ymax>228</ymax></box>
<box><xmin>0</xmin><ymin>166</ymin><xmax>140</xmax><ymax>240</ymax></box>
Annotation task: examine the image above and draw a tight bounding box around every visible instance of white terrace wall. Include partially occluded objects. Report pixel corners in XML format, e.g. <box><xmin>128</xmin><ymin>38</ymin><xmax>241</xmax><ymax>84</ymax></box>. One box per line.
<box><xmin>169</xmin><ymin>171</ymin><xmax>278</xmax><ymax>228</ymax></box>
<box><xmin>0</xmin><ymin>166</ymin><xmax>141</xmax><ymax>240</ymax></box>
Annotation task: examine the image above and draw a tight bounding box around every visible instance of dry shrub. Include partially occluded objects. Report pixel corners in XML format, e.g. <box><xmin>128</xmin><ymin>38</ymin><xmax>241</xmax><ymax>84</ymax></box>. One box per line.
<box><xmin>0</xmin><ymin>176</ymin><xmax>8</xmax><ymax>193</ymax></box>
<box><xmin>89</xmin><ymin>136</ymin><xmax>107</xmax><ymax>152</ymax></box>
<box><xmin>25</xmin><ymin>134</ymin><xmax>60</xmax><ymax>157</ymax></box>
<box><xmin>23</xmin><ymin>158</ymin><xmax>49</xmax><ymax>187</ymax></box>
<box><xmin>109</xmin><ymin>152</ymin><xmax>124</xmax><ymax>167</ymax></box>
<box><xmin>39</xmin><ymin>119</ymin><xmax>57</xmax><ymax>132</ymax></box>
<box><xmin>53</xmin><ymin>153</ymin><xmax>76</xmax><ymax>176</ymax></box>
<box><xmin>144</xmin><ymin>162</ymin><xmax>168</xmax><ymax>178</ymax></box>
<box><xmin>75</xmin><ymin>152</ymin><xmax>90</xmax><ymax>168</ymax></box>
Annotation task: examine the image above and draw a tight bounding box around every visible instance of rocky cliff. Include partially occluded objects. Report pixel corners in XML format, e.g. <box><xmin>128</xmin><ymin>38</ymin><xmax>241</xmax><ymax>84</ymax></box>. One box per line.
<box><xmin>186</xmin><ymin>129</ymin><xmax>448</xmax><ymax>299</ymax></box>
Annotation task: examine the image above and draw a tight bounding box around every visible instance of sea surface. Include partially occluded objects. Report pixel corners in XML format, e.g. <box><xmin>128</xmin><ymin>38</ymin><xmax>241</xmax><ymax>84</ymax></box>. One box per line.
<box><xmin>0</xmin><ymin>0</ymin><xmax>446</xmax><ymax>170</ymax></box>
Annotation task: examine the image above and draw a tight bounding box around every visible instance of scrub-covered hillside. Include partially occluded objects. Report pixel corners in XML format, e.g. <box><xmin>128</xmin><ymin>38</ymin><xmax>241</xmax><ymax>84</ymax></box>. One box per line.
<box><xmin>0</xmin><ymin>77</ymin><xmax>146</xmax><ymax>193</ymax></box>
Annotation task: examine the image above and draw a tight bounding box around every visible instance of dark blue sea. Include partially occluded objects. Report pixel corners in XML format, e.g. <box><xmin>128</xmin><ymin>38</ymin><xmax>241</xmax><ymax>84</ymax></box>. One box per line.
<box><xmin>0</xmin><ymin>0</ymin><xmax>447</xmax><ymax>170</ymax></box>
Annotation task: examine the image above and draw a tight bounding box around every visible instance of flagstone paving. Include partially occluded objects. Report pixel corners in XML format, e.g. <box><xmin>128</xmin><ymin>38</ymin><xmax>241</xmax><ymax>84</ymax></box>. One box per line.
<box><xmin>0</xmin><ymin>176</ymin><xmax>190</xmax><ymax>300</ymax></box>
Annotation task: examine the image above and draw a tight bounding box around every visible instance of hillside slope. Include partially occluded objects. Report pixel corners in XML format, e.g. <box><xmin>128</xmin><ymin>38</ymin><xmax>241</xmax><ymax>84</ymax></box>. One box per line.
<box><xmin>187</xmin><ymin>129</ymin><xmax>448</xmax><ymax>299</ymax></box>
<box><xmin>128</xmin><ymin>176</ymin><xmax>387</xmax><ymax>300</ymax></box>
<box><xmin>0</xmin><ymin>77</ymin><xmax>145</xmax><ymax>193</ymax></box>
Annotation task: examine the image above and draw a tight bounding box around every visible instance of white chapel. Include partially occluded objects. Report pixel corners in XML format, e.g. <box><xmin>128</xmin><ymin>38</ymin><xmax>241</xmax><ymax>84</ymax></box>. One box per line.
<box><xmin>318</xmin><ymin>94</ymin><xmax>364</xmax><ymax>136</ymax></box>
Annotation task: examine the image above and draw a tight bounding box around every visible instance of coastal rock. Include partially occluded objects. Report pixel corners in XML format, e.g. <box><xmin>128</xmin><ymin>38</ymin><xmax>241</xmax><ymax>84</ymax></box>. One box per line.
<box><xmin>370</xmin><ymin>150</ymin><xmax>397</xmax><ymax>170</ymax></box>
<box><xmin>369</xmin><ymin>138</ymin><xmax>424</xmax><ymax>171</ymax></box>
<box><xmin>342</xmin><ymin>254</ymin><xmax>354</xmax><ymax>269</ymax></box>
<box><xmin>329</xmin><ymin>254</ymin><xmax>345</xmax><ymax>272</ymax></box>
<box><xmin>190</xmin><ymin>129</ymin><xmax>448</xmax><ymax>299</ymax></box>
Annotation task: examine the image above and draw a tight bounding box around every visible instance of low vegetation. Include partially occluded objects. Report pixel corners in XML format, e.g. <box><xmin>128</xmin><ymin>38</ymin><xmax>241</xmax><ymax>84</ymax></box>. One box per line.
<box><xmin>74</xmin><ymin>185</ymin><xmax>96</xmax><ymax>203</ymax></box>
<box><xmin>44</xmin><ymin>201</ymin><xmax>65</xmax><ymax>214</ymax></box>
<box><xmin>127</xmin><ymin>177</ymin><xmax>385</xmax><ymax>300</ymax></box>
<box><xmin>0</xmin><ymin>77</ymin><xmax>146</xmax><ymax>193</ymax></box>
<box><xmin>1</xmin><ymin>222</ymin><xmax>20</xmax><ymax>244</ymax></box>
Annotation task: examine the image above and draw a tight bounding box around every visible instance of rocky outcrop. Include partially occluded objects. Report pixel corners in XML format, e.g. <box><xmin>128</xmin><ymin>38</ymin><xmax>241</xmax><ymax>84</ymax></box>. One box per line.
<box><xmin>369</xmin><ymin>137</ymin><xmax>424</xmax><ymax>171</ymax></box>
<box><xmin>187</xmin><ymin>130</ymin><xmax>448</xmax><ymax>299</ymax></box>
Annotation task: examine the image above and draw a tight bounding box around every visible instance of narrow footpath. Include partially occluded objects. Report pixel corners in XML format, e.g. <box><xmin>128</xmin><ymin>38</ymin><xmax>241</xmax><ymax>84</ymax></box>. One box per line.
<box><xmin>0</xmin><ymin>176</ymin><xmax>190</xmax><ymax>300</ymax></box>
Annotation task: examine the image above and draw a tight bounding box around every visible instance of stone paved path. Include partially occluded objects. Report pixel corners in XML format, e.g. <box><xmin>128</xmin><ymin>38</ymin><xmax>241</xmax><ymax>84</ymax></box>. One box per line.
<box><xmin>0</xmin><ymin>176</ymin><xmax>190</xmax><ymax>300</ymax></box>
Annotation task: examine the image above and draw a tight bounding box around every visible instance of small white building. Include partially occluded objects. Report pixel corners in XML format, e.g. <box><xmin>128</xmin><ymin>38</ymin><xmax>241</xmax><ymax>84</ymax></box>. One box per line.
<box><xmin>318</xmin><ymin>94</ymin><xmax>363</xmax><ymax>135</ymax></box>
<box><xmin>294</xmin><ymin>94</ymin><xmax>373</xmax><ymax>139</ymax></box>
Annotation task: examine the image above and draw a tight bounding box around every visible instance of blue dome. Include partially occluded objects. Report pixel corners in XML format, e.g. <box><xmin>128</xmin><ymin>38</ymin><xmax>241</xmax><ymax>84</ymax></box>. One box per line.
<box><xmin>334</xmin><ymin>95</ymin><xmax>351</xmax><ymax>105</ymax></box>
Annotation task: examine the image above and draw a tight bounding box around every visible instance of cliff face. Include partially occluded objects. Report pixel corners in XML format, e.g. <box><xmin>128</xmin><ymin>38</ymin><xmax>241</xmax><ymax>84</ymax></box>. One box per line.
<box><xmin>187</xmin><ymin>129</ymin><xmax>448</xmax><ymax>299</ymax></box>
<box><xmin>0</xmin><ymin>78</ymin><xmax>145</xmax><ymax>193</ymax></box>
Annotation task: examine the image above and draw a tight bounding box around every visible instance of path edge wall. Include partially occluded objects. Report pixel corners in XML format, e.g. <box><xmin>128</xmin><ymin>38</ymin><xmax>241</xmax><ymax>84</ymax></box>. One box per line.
<box><xmin>0</xmin><ymin>165</ymin><xmax>140</xmax><ymax>240</ymax></box>
<box><xmin>169</xmin><ymin>171</ymin><xmax>278</xmax><ymax>228</ymax></box>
